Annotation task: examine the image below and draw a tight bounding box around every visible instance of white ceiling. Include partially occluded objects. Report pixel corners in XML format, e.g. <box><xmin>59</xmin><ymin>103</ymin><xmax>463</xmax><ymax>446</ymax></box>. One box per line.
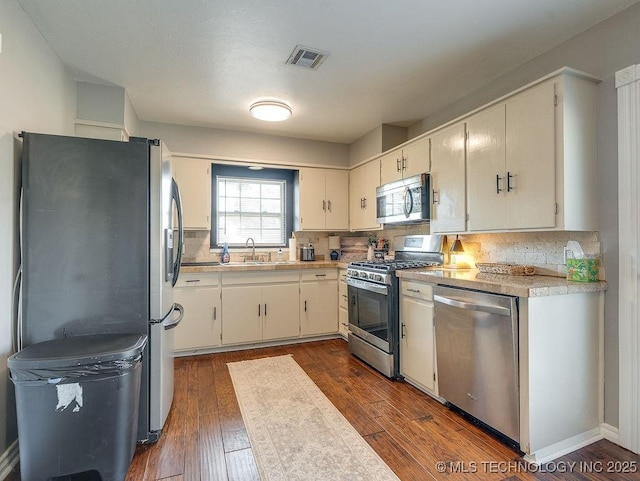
<box><xmin>17</xmin><ymin>0</ymin><xmax>639</xmax><ymax>144</ymax></box>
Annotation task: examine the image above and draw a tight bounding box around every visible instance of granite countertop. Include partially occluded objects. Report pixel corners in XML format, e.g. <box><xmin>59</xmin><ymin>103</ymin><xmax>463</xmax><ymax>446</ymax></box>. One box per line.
<box><xmin>180</xmin><ymin>260</ymin><xmax>349</xmax><ymax>273</ymax></box>
<box><xmin>397</xmin><ymin>267</ymin><xmax>608</xmax><ymax>298</ymax></box>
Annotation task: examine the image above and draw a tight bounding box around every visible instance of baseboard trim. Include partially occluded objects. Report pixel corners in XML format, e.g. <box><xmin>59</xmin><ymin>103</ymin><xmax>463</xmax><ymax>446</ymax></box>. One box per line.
<box><xmin>601</xmin><ymin>423</ymin><xmax>620</xmax><ymax>444</ymax></box>
<box><xmin>173</xmin><ymin>334</ymin><xmax>343</xmax><ymax>357</ymax></box>
<box><xmin>0</xmin><ymin>440</ymin><xmax>19</xmax><ymax>481</ymax></box>
<box><xmin>523</xmin><ymin>427</ymin><xmax>603</xmax><ymax>465</ymax></box>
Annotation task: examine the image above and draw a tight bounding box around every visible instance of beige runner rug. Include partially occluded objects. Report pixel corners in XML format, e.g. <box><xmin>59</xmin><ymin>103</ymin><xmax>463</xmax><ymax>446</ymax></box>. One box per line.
<box><xmin>227</xmin><ymin>354</ymin><xmax>400</xmax><ymax>481</ymax></box>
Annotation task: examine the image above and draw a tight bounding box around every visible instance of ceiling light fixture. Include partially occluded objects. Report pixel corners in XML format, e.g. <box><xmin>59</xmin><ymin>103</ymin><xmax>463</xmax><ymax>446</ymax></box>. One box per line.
<box><xmin>249</xmin><ymin>100</ymin><xmax>292</xmax><ymax>122</ymax></box>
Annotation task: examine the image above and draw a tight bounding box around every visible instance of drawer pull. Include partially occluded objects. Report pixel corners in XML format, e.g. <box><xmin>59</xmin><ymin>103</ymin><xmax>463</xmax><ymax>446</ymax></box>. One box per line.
<box><xmin>186</xmin><ymin>279</ymin><xmax>201</xmax><ymax>283</ymax></box>
<box><xmin>407</xmin><ymin>288</ymin><xmax>421</xmax><ymax>293</ymax></box>
<box><xmin>315</xmin><ymin>274</ymin><xmax>327</xmax><ymax>278</ymax></box>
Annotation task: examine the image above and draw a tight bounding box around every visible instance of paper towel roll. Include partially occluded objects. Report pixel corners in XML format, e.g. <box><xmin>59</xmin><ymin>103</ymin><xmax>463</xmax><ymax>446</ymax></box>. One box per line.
<box><xmin>289</xmin><ymin>238</ymin><xmax>297</xmax><ymax>261</ymax></box>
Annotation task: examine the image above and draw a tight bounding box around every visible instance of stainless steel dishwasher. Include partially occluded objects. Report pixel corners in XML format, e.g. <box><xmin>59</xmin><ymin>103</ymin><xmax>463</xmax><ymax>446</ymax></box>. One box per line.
<box><xmin>433</xmin><ymin>285</ymin><xmax>519</xmax><ymax>444</ymax></box>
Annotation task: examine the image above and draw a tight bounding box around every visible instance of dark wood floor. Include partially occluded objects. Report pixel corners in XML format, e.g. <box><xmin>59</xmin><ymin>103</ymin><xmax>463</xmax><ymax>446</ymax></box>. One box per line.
<box><xmin>6</xmin><ymin>338</ymin><xmax>640</xmax><ymax>480</ymax></box>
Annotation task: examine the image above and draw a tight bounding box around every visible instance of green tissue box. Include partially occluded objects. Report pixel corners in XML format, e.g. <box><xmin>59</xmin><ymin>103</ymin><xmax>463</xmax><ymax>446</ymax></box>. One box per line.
<box><xmin>566</xmin><ymin>258</ymin><xmax>599</xmax><ymax>282</ymax></box>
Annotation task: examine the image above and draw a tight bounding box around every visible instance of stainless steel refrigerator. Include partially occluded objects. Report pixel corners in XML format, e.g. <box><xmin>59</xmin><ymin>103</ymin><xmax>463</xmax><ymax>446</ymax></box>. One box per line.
<box><xmin>19</xmin><ymin>132</ymin><xmax>184</xmax><ymax>443</ymax></box>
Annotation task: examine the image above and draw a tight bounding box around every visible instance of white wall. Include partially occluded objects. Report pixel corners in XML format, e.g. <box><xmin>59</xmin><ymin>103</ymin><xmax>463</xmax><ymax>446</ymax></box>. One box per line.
<box><xmin>0</xmin><ymin>0</ymin><xmax>75</xmax><ymax>464</ymax></box>
<box><xmin>139</xmin><ymin>121</ymin><xmax>350</xmax><ymax>168</ymax></box>
<box><xmin>407</xmin><ymin>3</ymin><xmax>640</xmax><ymax>428</ymax></box>
<box><xmin>348</xmin><ymin>124</ymin><xmax>407</xmax><ymax>166</ymax></box>
<box><xmin>75</xmin><ymin>81</ymin><xmax>125</xmax><ymax>125</ymax></box>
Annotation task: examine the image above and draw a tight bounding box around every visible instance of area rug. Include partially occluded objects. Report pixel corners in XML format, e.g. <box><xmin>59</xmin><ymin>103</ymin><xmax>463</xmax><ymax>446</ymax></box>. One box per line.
<box><xmin>227</xmin><ymin>355</ymin><xmax>400</xmax><ymax>481</ymax></box>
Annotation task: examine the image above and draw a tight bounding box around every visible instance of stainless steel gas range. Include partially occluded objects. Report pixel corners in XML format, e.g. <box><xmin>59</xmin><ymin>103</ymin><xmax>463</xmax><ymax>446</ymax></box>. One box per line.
<box><xmin>346</xmin><ymin>235</ymin><xmax>443</xmax><ymax>378</ymax></box>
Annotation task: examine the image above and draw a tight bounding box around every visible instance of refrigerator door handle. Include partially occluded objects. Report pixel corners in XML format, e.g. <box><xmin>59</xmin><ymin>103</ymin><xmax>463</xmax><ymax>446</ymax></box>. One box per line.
<box><xmin>171</xmin><ymin>178</ymin><xmax>184</xmax><ymax>287</ymax></box>
<box><xmin>163</xmin><ymin>303</ymin><xmax>184</xmax><ymax>330</ymax></box>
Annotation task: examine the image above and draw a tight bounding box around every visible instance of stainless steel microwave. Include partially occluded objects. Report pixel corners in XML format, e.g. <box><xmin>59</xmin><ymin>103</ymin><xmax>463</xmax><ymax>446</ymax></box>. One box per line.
<box><xmin>376</xmin><ymin>173</ymin><xmax>431</xmax><ymax>224</ymax></box>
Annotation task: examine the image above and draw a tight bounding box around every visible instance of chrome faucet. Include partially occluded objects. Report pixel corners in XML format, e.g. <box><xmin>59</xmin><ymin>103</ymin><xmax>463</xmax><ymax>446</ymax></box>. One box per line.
<box><xmin>245</xmin><ymin>237</ymin><xmax>256</xmax><ymax>261</ymax></box>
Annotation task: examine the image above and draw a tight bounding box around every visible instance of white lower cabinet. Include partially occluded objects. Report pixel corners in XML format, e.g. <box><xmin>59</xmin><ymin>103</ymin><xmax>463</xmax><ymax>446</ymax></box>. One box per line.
<box><xmin>262</xmin><ymin>283</ymin><xmax>301</xmax><ymax>340</ymax></box>
<box><xmin>300</xmin><ymin>269</ymin><xmax>338</xmax><ymax>336</ymax></box>
<box><xmin>221</xmin><ymin>271</ymin><xmax>300</xmax><ymax>345</ymax></box>
<box><xmin>399</xmin><ymin>279</ymin><xmax>437</xmax><ymax>395</ymax></box>
<box><xmin>174</xmin><ymin>273</ymin><xmax>221</xmax><ymax>352</ymax></box>
<box><xmin>519</xmin><ymin>291</ymin><xmax>601</xmax><ymax>462</ymax></box>
<box><xmin>176</xmin><ymin>268</ymin><xmax>341</xmax><ymax>351</ymax></box>
<box><xmin>338</xmin><ymin>269</ymin><xmax>349</xmax><ymax>339</ymax></box>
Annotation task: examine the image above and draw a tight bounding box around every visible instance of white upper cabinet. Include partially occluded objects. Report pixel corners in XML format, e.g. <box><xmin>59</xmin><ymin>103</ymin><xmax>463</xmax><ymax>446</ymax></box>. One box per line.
<box><xmin>466</xmin><ymin>71</ymin><xmax>598</xmax><ymax>232</ymax></box>
<box><xmin>349</xmin><ymin>158</ymin><xmax>381</xmax><ymax>231</ymax></box>
<box><xmin>429</xmin><ymin>122</ymin><xmax>467</xmax><ymax>233</ymax></box>
<box><xmin>466</xmin><ymin>104</ymin><xmax>508</xmax><ymax>231</ymax></box>
<box><xmin>504</xmin><ymin>81</ymin><xmax>557</xmax><ymax>229</ymax></box>
<box><xmin>298</xmin><ymin>168</ymin><xmax>349</xmax><ymax>231</ymax></box>
<box><xmin>173</xmin><ymin>157</ymin><xmax>211</xmax><ymax>230</ymax></box>
<box><xmin>380</xmin><ymin>137</ymin><xmax>429</xmax><ymax>185</ymax></box>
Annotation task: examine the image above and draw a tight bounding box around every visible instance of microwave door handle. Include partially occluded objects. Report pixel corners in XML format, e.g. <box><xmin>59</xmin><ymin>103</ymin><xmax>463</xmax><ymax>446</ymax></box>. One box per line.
<box><xmin>402</xmin><ymin>187</ymin><xmax>413</xmax><ymax>218</ymax></box>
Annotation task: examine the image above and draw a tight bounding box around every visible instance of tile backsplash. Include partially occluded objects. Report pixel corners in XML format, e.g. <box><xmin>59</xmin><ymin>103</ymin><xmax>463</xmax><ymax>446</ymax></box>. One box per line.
<box><xmin>447</xmin><ymin>231</ymin><xmax>602</xmax><ymax>279</ymax></box>
<box><xmin>182</xmin><ymin>228</ymin><xmax>602</xmax><ymax>279</ymax></box>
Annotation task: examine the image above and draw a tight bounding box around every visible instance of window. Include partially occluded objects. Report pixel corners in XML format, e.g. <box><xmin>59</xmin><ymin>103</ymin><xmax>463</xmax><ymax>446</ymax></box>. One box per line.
<box><xmin>210</xmin><ymin>164</ymin><xmax>295</xmax><ymax>247</ymax></box>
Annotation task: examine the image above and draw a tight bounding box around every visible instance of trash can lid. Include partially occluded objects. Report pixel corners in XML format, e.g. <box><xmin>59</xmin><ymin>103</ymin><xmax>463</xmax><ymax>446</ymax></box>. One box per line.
<box><xmin>8</xmin><ymin>333</ymin><xmax>148</xmax><ymax>370</ymax></box>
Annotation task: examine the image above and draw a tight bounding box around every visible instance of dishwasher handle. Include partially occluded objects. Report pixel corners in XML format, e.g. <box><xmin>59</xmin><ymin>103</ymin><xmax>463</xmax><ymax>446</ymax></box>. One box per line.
<box><xmin>434</xmin><ymin>294</ymin><xmax>511</xmax><ymax>316</ymax></box>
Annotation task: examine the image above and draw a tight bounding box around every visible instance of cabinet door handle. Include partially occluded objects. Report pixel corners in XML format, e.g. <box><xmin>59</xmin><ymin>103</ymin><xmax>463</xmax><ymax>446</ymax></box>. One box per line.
<box><xmin>304</xmin><ymin>300</ymin><xmax>307</xmax><ymax>312</ymax></box>
<box><xmin>396</xmin><ymin>158</ymin><xmax>401</xmax><ymax>172</ymax></box>
<box><xmin>360</xmin><ymin>197</ymin><xmax>364</xmax><ymax>209</ymax></box>
<box><xmin>342</xmin><ymin>294</ymin><xmax>348</xmax><ymax>299</ymax></box>
<box><xmin>327</xmin><ymin>200</ymin><xmax>332</xmax><ymax>212</ymax></box>
<box><xmin>507</xmin><ymin>171</ymin><xmax>514</xmax><ymax>192</ymax></box>
<box><xmin>432</xmin><ymin>189</ymin><xmax>439</xmax><ymax>205</ymax></box>
<box><xmin>496</xmin><ymin>174</ymin><xmax>503</xmax><ymax>194</ymax></box>
<box><xmin>264</xmin><ymin>303</ymin><xmax>267</xmax><ymax>316</ymax></box>
<box><xmin>363</xmin><ymin>197</ymin><xmax>367</xmax><ymax>208</ymax></box>
<box><xmin>322</xmin><ymin>199</ymin><xmax>326</xmax><ymax>211</ymax></box>
<box><xmin>401</xmin><ymin>322</ymin><xmax>406</xmax><ymax>339</ymax></box>
<box><xmin>258</xmin><ymin>304</ymin><xmax>261</xmax><ymax>317</ymax></box>
<box><xmin>213</xmin><ymin>306</ymin><xmax>217</xmax><ymax>321</ymax></box>
<box><xmin>402</xmin><ymin>155</ymin><xmax>407</xmax><ymax>171</ymax></box>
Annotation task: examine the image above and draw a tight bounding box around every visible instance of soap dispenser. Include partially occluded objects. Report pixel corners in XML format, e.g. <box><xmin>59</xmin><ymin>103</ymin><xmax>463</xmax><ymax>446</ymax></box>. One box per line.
<box><xmin>222</xmin><ymin>242</ymin><xmax>230</xmax><ymax>263</ymax></box>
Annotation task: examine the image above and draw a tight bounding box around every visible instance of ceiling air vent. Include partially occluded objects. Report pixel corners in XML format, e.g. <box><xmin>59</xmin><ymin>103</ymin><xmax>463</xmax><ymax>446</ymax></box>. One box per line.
<box><xmin>286</xmin><ymin>45</ymin><xmax>329</xmax><ymax>70</ymax></box>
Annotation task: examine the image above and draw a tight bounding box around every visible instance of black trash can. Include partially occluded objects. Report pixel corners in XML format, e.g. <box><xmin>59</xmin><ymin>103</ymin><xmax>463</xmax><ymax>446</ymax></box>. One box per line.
<box><xmin>7</xmin><ymin>333</ymin><xmax>147</xmax><ymax>481</ymax></box>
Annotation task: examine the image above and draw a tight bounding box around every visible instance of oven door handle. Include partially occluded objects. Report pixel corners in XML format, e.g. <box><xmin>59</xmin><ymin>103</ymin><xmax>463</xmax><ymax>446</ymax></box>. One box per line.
<box><xmin>346</xmin><ymin>277</ymin><xmax>389</xmax><ymax>295</ymax></box>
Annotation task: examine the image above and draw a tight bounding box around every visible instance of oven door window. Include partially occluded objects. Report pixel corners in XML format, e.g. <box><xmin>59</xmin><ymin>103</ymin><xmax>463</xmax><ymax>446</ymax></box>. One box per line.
<box><xmin>348</xmin><ymin>284</ymin><xmax>390</xmax><ymax>344</ymax></box>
